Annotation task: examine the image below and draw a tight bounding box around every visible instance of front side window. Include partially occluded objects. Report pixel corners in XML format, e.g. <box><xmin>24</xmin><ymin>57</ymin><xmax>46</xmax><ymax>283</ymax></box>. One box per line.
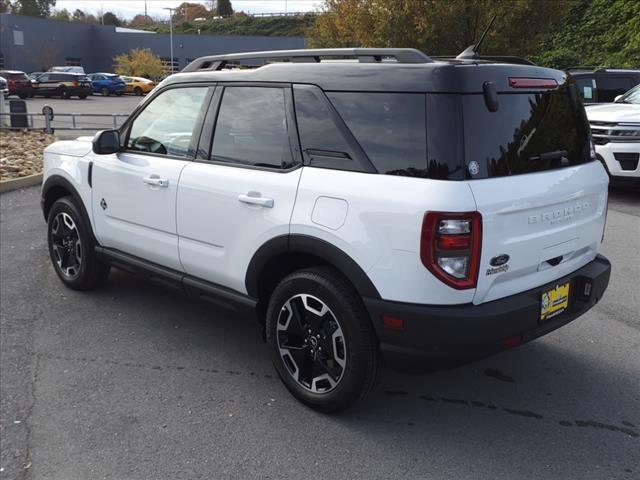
<box><xmin>127</xmin><ymin>87</ymin><xmax>208</xmax><ymax>157</ymax></box>
<box><xmin>211</xmin><ymin>86</ymin><xmax>292</xmax><ymax>169</ymax></box>
<box><xmin>597</xmin><ymin>76</ymin><xmax>634</xmax><ymax>102</ymax></box>
<box><xmin>328</xmin><ymin>92</ymin><xmax>427</xmax><ymax>176</ymax></box>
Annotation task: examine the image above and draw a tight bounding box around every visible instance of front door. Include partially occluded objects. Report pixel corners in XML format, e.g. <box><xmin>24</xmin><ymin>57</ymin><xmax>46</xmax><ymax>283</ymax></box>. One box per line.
<box><xmin>177</xmin><ymin>85</ymin><xmax>302</xmax><ymax>293</ymax></box>
<box><xmin>91</xmin><ymin>85</ymin><xmax>211</xmax><ymax>271</ymax></box>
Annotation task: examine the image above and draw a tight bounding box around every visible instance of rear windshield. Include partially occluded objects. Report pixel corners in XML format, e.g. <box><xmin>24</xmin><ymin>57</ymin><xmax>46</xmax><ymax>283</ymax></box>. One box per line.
<box><xmin>317</xmin><ymin>87</ymin><xmax>590</xmax><ymax>180</ymax></box>
<box><xmin>462</xmin><ymin>90</ymin><xmax>592</xmax><ymax>178</ymax></box>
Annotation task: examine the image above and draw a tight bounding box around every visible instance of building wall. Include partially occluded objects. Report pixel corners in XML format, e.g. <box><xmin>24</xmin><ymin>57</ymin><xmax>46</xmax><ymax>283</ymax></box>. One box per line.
<box><xmin>0</xmin><ymin>14</ymin><xmax>305</xmax><ymax>73</ymax></box>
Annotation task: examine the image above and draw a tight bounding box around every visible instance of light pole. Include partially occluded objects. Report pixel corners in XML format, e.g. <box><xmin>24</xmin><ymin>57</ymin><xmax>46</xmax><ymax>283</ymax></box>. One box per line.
<box><xmin>163</xmin><ymin>7</ymin><xmax>175</xmax><ymax>74</ymax></box>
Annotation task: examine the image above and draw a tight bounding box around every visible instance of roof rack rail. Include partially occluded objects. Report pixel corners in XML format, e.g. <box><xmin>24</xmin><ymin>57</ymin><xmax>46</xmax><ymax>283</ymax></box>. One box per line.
<box><xmin>183</xmin><ymin>48</ymin><xmax>433</xmax><ymax>72</ymax></box>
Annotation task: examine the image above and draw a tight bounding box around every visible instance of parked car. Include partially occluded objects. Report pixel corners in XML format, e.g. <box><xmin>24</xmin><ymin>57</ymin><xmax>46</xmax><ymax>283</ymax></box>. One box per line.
<box><xmin>50</xmin><ymin>66</ymin><xmax>86</xmax><ymax>75</ymax></box>
<box><xmin>0</xmin><ymin>76</ymin><xmax>8</xmax><ymax>98</ymax></box>
<box><xmin>121</xmin><ymin>76</ymin><xmax>156</xmax><ymax>96</ymax></box>
<box><xmin>0</xmin><ymin>70</ymin><xmax>34</xmax><ymax>98</ymax></box>
<box><xmin>569</xmin><ymin>68</ymin><xmax>640</xmax><ymax>104</ymax></box>
<box><xmin>31</xmin><ymin>72</ymin><xmax>92</xmax><ymax>99</ymax></box>
<box><xmin>87</xmin><ymin>73</ymin><xmax>125</xmax><ymax>96</ymax></box>
<box><xmin>41</xmin><ymin>48</ymin><xmax>611</xmax><ymax>412</ymax></box>
<box><xmin>586</xmin><ymin>84</ymin><xmax>640</xmax><ymax>187</ymax></box>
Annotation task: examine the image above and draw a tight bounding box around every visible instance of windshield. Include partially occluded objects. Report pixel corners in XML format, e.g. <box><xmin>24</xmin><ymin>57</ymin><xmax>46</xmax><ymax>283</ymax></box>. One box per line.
<box><xmin>615</xmin><ymin>85</ymin><xmax>640</xmax><ymax>104</ymax></box>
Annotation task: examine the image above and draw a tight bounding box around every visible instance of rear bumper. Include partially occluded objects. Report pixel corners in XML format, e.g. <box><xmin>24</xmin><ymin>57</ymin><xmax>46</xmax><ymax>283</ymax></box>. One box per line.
<box><xmin>364</xmin><ymin>255</ymin><xmax>611</xmax><ymax>369</ymax></box>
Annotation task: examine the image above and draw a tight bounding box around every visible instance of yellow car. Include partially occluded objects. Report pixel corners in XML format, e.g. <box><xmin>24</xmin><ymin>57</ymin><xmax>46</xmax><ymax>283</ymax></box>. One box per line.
<box><xmin>122</xmin><ymin>76</ymin><xmax>156</xmax><ymax>96</ymax></box>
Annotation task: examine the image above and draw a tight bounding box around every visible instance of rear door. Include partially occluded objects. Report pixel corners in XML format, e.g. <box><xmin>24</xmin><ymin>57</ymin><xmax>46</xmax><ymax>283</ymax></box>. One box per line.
<box><xmin>176</xmin><ymin>84</ymin><xmax>302</xmax><ymax>293</ymax></box>
<box><xmin>91</xmin><ymin>85</ymin><xmax>210</xmax><ymax>270</ymax></box>
<box><xmin>460</xmin><ymin>81</ymin><xmax>609</xmax><ymax>304</ymax></box>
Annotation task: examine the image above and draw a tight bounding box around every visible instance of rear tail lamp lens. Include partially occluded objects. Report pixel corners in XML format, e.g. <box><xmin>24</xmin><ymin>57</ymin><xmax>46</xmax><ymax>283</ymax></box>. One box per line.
<box><xmin>421</xmin><ymin>212</ymin><xmax>482</xmax><ymax>289</ymax></box>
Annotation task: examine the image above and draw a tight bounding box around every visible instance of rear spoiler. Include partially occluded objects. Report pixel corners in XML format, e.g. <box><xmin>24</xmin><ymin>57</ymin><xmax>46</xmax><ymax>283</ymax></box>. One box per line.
<box><xmin>432</xmin><ymin>55</ymin><xmax>537</xmax><ymax>66</ymax></box>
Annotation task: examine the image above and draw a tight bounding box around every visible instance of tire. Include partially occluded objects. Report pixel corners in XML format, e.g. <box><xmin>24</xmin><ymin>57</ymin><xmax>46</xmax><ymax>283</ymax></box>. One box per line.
<box><xmin>266</xmin><ymin>267</ymin><xmax>379</xmax><ymax>413</ymax></box>
<box><xmin>134</xmin><ymin>86</ymin><xmax>143</xmax><ymax>96</ymax></box>
<box><xmin>59</xmin><ymin>87</ymin><xmax>68</xmax><ymax>99</ymax></box>
<box><xmin>115</xmin><ymin>91</ymin><xmax>123</xmax><ymax>97</ymax></box>
<box><xmin>100</xmin><ymin>87</ymin><xmax>109</xmax><ymax>97</ymax></box>
<box><xmin>18</xmin><ymin>94</ymin><xmax>27</xmax><ymax>99</ymax></box>
<box><xmin>47</xmin><ymin>197</ymin><xmax>110</xmax><ymax>291</ymax></box>
<box><xmin>79</xmin><ymin>94</ymin><xmax>87</xmax><ymax>99</ymax></box>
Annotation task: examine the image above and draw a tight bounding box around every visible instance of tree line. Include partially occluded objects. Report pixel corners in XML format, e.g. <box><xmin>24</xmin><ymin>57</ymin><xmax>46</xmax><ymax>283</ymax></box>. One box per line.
<box><xmin>2</xmin><ymin>0</ymin><xmax>637</xmax><ymax>69</ymax></box>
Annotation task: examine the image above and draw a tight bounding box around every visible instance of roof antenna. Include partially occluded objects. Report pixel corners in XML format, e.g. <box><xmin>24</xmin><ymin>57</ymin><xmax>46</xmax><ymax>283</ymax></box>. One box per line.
<box><xmin>457</xmin><ymin>14</ymin><xmax>497</xmax><ymax>60</ymax></box>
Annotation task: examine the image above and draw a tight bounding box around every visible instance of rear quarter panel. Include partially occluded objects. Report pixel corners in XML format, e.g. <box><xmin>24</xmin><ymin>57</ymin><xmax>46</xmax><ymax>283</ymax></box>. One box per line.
<box><xmin>291</xmin><ymin>167</ymin><xmax>478</xmax><ymax>305</ymax></box>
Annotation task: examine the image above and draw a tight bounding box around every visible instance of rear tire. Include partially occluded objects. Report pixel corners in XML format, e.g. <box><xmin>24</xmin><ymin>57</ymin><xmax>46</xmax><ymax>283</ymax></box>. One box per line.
<box><xmin>100</xmin><ymin>87</ymin><xmax>109</xmax><ymax>97</ymax></box>
<box><xmin>18</xmin><ymin>94</ymin><xmax>27</xmax><ymax>99</ymax></box>
<box><xmin>79</xmin><ymin>94</ymin><xmax>87</xmax><ymax>99</ymax></box>
<box><xmin>266</xmin><ymin>267</ymin><xmax>379</xmax><ymax>413</ymax></box>
<box><xmin>47</xmin><ymin>197</ymin><xmax>110</xmax><ymax>290</ymax></box>
<box><xmin>59</xmin><ymin>87</ymin><xmax>68</xmax><ymax>99</ymax></box>
<box><xmin>134</xmin><ymin>86</ymin><xmax>143</xmax><ymax>96</ymax></box>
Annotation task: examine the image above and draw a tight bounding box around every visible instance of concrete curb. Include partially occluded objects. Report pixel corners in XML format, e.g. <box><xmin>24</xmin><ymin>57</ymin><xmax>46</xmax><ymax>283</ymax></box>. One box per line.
<box><xmin>0</xmin><ymin>173</ymin><xmax>43</xmax><ymax>193</ymax></box>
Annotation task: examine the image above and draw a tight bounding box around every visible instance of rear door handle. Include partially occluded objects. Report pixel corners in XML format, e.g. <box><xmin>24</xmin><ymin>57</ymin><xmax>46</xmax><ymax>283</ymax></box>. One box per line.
<box><xmin>238</xmin><ymin>193</ymin><xmax>274</xmax><ymax>208</ymax></box>
<box><xmin>143</xmin><ymin>175</ymin><xmax>169</xmax><ymax>188</ymax></box>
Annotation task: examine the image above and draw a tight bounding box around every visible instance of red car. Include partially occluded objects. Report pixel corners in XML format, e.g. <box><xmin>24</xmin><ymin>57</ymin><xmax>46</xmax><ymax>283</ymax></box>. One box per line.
<box><xmin>0</xmin><ymin>70</ymin><xmax>34</xmax><ymax>99</ymax></box>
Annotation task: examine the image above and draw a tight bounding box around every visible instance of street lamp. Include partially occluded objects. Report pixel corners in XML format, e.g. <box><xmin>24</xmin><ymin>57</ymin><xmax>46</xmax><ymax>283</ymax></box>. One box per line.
<box><xmin>163</xmin><ymin>7</ymin><xmax>175</xmax><ymax>74</ymax></box>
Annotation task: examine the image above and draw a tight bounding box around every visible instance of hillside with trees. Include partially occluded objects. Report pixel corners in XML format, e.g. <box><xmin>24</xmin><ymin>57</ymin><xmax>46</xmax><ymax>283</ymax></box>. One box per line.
<box><xmin>307</xmin><ymin>0</ymin><xmax>639</xmax><ymax>69</ymax></box>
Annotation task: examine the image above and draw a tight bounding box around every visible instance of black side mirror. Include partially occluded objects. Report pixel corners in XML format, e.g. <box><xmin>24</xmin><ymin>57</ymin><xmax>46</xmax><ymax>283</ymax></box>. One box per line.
<box><xmin>92</xmin><ymin>129</ymin><xmax>121</xmax><ymax>155</ymax></box>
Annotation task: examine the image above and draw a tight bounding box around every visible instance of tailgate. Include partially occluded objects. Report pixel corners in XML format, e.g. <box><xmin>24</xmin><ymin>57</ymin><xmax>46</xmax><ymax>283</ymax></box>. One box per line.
<box><xmin>469</xmin><ymin>161</ymin><xmax>608</xmax><ymax>304</ymax></box>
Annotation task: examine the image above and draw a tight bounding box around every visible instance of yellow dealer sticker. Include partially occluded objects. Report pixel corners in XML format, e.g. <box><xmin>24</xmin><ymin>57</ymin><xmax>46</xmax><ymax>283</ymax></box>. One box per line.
<box><xmin>540</xmin><ymin>282</ymin><xmax>570</xmax><ymax>321</ymax></box>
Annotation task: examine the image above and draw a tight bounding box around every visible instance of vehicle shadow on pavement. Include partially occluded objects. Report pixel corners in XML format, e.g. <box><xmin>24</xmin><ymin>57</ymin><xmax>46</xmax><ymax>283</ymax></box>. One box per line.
<box><xmin>82</xmin><ymin>269</ymin><xmax>638</xmax><ymax>440</ymax></box>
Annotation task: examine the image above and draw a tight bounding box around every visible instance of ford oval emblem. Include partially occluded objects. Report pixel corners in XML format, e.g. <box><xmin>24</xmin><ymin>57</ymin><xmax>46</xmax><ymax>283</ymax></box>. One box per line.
<box><xmin>490</xmin><ymin>254</ymin><xmax>510</xmax><ymax>267</ymax></box>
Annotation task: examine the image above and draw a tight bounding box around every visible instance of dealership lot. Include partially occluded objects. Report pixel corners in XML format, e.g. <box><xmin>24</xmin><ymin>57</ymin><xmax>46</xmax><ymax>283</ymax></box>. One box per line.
<box><xmin>5</xmin><ymin>95</ymin><xmax>142</xmax><ymax>136</ymax></box>
<box><xmin>0</xmin><ymin>183</ymin><xmax>638</xmax><ymax>479</ymax></box>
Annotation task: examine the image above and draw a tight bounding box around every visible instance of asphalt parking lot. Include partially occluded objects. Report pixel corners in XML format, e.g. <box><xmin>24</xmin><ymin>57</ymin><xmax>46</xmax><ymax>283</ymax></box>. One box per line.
<box><xmin>0</xmin><ymin>185</ymin><xmax>638</xmax><ymax>480</ymax></box>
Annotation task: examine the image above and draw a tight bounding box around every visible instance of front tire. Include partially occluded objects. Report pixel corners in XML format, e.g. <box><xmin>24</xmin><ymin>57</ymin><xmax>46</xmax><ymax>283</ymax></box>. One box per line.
<box><xmin>100</xmin><ymin>87</ymin><xmax>109</xmax><ymax>97</ymax></box>
<box><xmin>266</xmin><ymin>267</ymin><xmax>378</xmax><ymax>413</ymax></box>
<box><xmin>47</xmin><ymin>197</ymin><xmax>110</xmax><ymax>290</ymax></box>
<box><xmin>134</xmin><ymin>86</ymin><xmax>143</xmax><ymax>96</ymax></box>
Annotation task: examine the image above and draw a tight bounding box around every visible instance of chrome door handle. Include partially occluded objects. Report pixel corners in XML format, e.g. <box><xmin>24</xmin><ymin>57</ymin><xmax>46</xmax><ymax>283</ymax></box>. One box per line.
<box><xmin>143</xmin><ymin>176</ymin><xmax>169</xmax><ymax>188</ymax></box>
<box><xmin>238</xmin><ymin>193</ymin><xmax>274</xmax><ymax>208</ymax></box>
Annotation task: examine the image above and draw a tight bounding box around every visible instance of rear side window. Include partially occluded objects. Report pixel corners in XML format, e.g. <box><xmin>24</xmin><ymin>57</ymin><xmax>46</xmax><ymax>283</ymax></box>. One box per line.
<box><xmin>211</xmin><ymin>86</ymin><xmax>292</xmax><ymax>169</ymax></box>
<box><xmin>9</xmin><ymin>73</ymin><xmax>28</xmax><ymax>81</ymax></box>
<box><xmin>574</xmin><ymin>76</ymin><xmax>595</xmax><ymax>101</ymax></box>
<box><xmin>328</xmin><ymin>92</ymin><xmax>427</xmax><ymax>176</ymax></box>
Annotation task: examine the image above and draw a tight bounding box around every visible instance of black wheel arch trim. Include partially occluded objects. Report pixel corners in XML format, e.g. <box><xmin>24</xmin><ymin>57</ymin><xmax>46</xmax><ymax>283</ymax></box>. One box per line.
<box><xmin>245</xmin><ymin>234</ymin><xmax>381</xmax><ymax>300</ymax></box>
<box><xmin>41</xmin><ymin>175</ymin><xmax>98</xmax><ymax>245</ymax></box>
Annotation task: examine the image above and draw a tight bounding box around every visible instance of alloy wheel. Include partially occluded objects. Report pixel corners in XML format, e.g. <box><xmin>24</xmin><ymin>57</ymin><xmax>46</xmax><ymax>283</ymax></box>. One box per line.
<box><xmin>276</xmin><ymin>294</ymin><xmax>347</xmax><ymax>393</ymax></box>
<box><xmin>50</xmin><ymin>212</ymin><xmax>82</xmax><ymax>278</ymax></box>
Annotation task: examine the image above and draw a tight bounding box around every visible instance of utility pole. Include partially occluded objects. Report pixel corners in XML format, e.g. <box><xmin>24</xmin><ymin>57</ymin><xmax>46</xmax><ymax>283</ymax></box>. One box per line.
<box><xmin>163</xmin><ymin>7</ymin><xmax>175</xmax><ymax>74</ymax></box>
<box><xmin>144</xmin><ymin>0</ymin><xmax>147</xmax><ymax>18</ymax></box>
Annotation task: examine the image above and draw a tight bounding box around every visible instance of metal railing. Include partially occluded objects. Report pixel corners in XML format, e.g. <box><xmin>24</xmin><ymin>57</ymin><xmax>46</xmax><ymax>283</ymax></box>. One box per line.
<box><xmin>0</xmin><ymin>109</ymin><xmax>129</xmax><ymax>133</ymax></box>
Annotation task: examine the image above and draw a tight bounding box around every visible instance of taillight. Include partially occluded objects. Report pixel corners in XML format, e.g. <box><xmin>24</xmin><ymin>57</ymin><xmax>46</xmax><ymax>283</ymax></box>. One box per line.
<box><xmin>420</xmin><ymin>212</ymin><xmax>482</xmax><ymax>289</ymax></box>
<box><xmin>508</xmin><ymin>77</ymin><xmax>558</xmax><ymax>89</ymax></box>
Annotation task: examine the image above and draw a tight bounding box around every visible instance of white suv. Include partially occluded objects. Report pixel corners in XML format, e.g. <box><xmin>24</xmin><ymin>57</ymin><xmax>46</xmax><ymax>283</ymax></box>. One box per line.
<box><xmin>586</xmin><ymin>84</ymin><xmax>640</xmax><ymax>187</ymax></box>
<box><xmin>41</xmin><ymin>49</ymin><xmax>611</xmax><ymax>412</ymax></box>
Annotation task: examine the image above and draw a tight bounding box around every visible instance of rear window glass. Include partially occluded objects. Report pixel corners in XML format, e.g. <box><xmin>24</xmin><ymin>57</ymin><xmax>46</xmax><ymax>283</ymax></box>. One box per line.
<box><xmin>328</xmin><ymin>92</ymin><xmax>427</xmax><ymax>176</ymax></box>
<box><xmin>462</xmin><ymin>90</ymin><xmax>591</xmax><ymax>178</ymax></box>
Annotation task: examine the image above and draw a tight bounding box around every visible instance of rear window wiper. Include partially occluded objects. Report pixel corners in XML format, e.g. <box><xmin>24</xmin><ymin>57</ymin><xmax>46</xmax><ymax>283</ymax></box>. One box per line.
<box><xmin>528</xmin><ymin>150</ymin><xmax>568</xmax><ymax>162</ymax></box>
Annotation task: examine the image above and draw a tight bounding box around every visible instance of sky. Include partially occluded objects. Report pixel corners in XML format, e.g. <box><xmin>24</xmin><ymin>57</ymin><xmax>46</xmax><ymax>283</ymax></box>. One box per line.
<box><xmin>55</xmin><ymin>0</ymin><xmax>321</xmax><ymax>19</ymax></box>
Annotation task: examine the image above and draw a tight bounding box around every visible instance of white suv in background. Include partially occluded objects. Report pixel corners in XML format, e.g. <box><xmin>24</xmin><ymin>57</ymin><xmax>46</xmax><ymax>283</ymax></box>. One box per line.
<box><xmin>40</xmin><ymin>49</ymin><xmax>612</xmax><ymax>412</ymax></box>
<box><xmin>586</xmin><ymin>84</ymin><xmax>640</xmax><ymax>187</ymax></box>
